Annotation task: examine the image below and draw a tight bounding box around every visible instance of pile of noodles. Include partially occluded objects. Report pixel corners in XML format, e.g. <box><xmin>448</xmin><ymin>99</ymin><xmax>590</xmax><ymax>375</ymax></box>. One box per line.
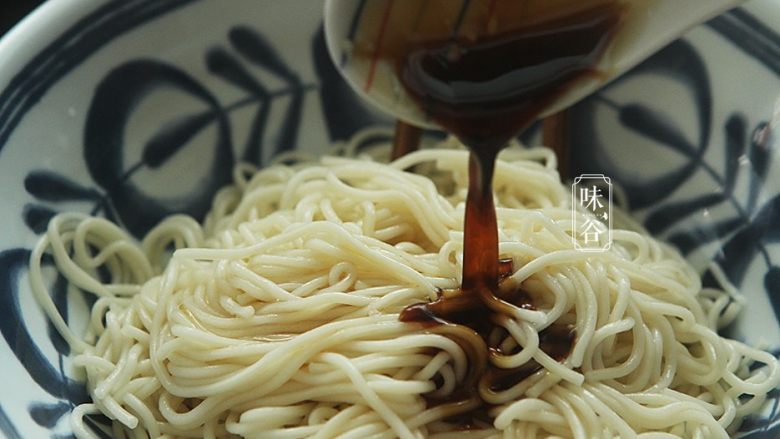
<box><xmin>31</xmin><ymin>133</ymin><xmax>779</xmax><ymax>438</ymax></box>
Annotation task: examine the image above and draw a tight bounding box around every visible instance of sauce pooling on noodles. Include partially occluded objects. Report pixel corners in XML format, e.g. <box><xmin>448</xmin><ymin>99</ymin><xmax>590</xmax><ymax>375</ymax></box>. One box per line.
<box><xmin>353</xmin><ymin>0</ymin><xmax>625</xmax><ymax>413</ymax></box>
<box><xmin>401</xmin><ymin>259</ymin><xmax>576</xmax><ymax>419</ymax></box>
<box><xmin>30</xmin><ymin>141</ymin><xmax>780</xmax><ymax>438</ymax></box>
<box><xmin>30</xmin><ymin>1</ymin><xmax>780</xmax><ymax>437</ymax></box>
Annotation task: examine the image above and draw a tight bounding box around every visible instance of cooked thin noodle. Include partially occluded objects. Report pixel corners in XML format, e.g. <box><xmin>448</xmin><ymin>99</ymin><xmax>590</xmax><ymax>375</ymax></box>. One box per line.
<box><xmin>31</xmin><ymin>135</ymin><xmax>779</xmax><ymax>438</ymax></box>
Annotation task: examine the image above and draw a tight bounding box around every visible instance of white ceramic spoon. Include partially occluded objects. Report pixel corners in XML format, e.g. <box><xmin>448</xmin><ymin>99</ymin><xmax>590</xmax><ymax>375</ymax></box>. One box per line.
<box><xmin>324</xmin><ymin>0</ymin><xmax>747</xmax><ymax>129</ymax></box>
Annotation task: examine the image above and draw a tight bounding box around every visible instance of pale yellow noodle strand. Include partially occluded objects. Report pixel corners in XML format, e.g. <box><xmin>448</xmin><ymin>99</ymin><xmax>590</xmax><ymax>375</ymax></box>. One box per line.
<box><xmin>28</xmin><ymin>138</ymin><xmax>779</xmax><ymax>439</ymax></box>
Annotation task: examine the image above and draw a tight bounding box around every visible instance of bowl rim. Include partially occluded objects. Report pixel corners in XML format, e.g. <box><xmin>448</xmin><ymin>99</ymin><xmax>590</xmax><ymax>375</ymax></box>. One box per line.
<box><xmin>0</xmin><ymin>0</ymin><xmax>202</xmax><ymax>155</ymax></box>
<box><xmin>0</xmin><ymin>0</ymin><xmax>98</xmax><ymax>90</ymax></box>
<box><xmin>0</xmin><ymin>1</ymin><xmax>777</xmax><ymax>438</ymax></box>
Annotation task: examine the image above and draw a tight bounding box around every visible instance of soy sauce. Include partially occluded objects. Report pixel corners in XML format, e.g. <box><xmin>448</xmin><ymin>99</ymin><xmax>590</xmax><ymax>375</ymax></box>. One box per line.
<box><xmin>350</xmin><ymin>0</ymin><xmax>626</xmax><ymax>422</ymax></box>
<box><xmin>391</xmin><ymin>120</ymin><xmax>423</xmax><ymax>160</ymax></box>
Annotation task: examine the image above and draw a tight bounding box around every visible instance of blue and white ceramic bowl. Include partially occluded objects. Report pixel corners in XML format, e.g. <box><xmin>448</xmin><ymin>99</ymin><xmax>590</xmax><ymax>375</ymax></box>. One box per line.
<box><xmin>0</xmin><ymin>1</ymin><xmax>777</xmax><ymax>437</ymax></box>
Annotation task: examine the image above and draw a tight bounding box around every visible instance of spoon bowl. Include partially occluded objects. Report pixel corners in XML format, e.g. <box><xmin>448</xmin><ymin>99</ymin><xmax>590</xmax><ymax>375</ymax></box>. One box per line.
<box><xmin>324</xmin><ymin>0</ymin><xmax>747</xmax><ymax>129</ymax></box>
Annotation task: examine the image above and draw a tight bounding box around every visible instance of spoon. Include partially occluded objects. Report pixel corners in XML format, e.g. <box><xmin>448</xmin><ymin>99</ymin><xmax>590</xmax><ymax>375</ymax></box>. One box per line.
<box><xmin>323</xmin><ymin>0</ymin><xmax>746</xmax><ymax>129</ymax></box>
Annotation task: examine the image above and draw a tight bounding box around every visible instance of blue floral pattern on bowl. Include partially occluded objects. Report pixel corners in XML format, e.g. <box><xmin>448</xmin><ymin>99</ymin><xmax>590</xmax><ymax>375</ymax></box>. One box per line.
<box><xmin>0</xmin><ymin>0</ymin><xmax>777</xmax><ymax>437</ymax></box>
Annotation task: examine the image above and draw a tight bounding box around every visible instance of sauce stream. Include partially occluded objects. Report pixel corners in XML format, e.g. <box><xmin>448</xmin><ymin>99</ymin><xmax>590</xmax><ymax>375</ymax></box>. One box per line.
<box><xmin>350</xmin><ymin>0</ymin><xmax>626</xmax><ymax>424</ymax></box>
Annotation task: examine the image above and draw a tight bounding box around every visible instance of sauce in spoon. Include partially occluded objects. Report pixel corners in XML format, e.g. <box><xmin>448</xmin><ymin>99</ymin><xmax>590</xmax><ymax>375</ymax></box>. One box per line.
<box><xmin>350</xmin><ymin>0</ymin><xmax>626</xmax><ymax>422</ymax></box>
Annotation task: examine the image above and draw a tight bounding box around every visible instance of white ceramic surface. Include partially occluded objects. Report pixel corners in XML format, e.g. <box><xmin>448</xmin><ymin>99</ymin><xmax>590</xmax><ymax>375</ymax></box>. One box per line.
<box><xmin>0</xmin><ymin>0</ymin><xmax>777</xmax><ymax>437</ymax></box>
<box><xmin>323</xmin><ymin>0</ymin><xmax>747</xmax><ymax>128</ymax></box>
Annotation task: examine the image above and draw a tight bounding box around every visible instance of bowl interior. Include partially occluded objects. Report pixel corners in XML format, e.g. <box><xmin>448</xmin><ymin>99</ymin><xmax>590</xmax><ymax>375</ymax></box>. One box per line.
<box><xmin>0</xmin><ymin>0</ymin><xmax>778</xmax><ymax>437</ymax></box>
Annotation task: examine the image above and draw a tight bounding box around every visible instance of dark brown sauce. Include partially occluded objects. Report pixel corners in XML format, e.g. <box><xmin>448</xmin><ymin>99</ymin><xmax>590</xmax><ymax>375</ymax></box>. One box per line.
<box><xmin>484</xmin><ymin>323</ymin><xmax>576</xmax><ymax>392</ymax></box>
<box><xmin>398</xmin><ymin>5</ymin><xmax>622</xmax><ymax>152</ymax></box>
<box><xmin>497</xmin><ymin>257</ymin><xmax>514</xmax><ymax>281</ymax></box>
<box><xmin>400</xmin><ymin>261</ymin><xmax>574</xmax><ymax>401</ymax></box>
<box><xmin>542</xmin><ymin>110</ymin><xmax>572</xmax><ymax>179</ymax></box>
<box><xmin>391</xmin><ymin>120</ymin><xmax>423</xmax><ymax>160</ymax></box>
<box><xmin>351</xmin><ymin>0</ymin><xmax>626</xmax><ymax>428</ymax></box>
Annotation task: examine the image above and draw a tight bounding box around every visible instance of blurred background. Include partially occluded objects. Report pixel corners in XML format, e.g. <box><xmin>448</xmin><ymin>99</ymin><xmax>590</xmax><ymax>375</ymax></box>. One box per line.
<box><xmin>1</xmin><ymin>1</ymin><xmax>45</xmax><ymax>36</ymax></box>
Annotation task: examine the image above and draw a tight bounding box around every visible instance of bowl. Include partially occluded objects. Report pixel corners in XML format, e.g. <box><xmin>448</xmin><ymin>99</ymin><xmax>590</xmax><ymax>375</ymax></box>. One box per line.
<box><xmin>0</xmin><ymin>0</ymin><xmax>777</xmax><ymax>437</ymax></box>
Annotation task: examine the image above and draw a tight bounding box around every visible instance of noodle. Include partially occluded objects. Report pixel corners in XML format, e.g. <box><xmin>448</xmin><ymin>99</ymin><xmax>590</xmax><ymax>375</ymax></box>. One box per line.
<box><xmin>30</xmin><ymin>135</ymin><xmax>780</xmax><ymax>438</ymax></box>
